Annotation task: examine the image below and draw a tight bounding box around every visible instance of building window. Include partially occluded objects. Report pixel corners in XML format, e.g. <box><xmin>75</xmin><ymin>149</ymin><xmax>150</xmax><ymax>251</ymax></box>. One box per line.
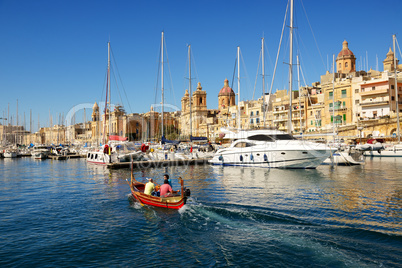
<box><xmin>345</xmin><ymin>62</ymin><xmax>348</xmax><ymax>68</ymax></box>
<box><xmin>251</xmin><ymin>111</ymin><xmax>254</xmax><ymax>116</ymax></box>
<box><xmin>250</xmin><ymin>119</ymin><xmax>254</xmax><ymax>123</ymax></box>
<box><xmin>329</xmin><ymin>91</ymin><xmax>333</xmax><ymax>99</ymax></box>
<box><xmin>343</xmin><ymin>101</ymin><xmax>346</xmax><ymax>107</ymax></box>
<box><xmin>341</xmin><ymin>89</ymin><xmax>347</xmax><ymax>98</ymax></box>
<box><xmin>311</xmin><ymin>120</ymin><xmax>313</xmax><ymax>125</ymax></box>
<box><xmin>339</xmin><ymin>63</ymin><xmax>341</xmax><ymax>69</ymax></box>
<box><xmin>256</xmin><ymin>118</ymin><xmax>260</xmax><ymax>123</ymax></box>
<box><xmin>256</xmin><ymin>111</ymin><xmax>259</xmax><ymax>115</ymax></box>
<box><xmin>392</xmin><ymin>96</ymin><xmax>395</xmax><ymax>101</ymax></box>
<box><xmin>372</xmin><ymin>87</ymin><xmax>375</xmax><ymax>91</ymax></box>
<box><xmin>355</xmin><ymin>89</ymin><xmax>359</xmax><ymax>93</ymax></box>
<box><xmin>391</xmin><ymin>85</ymin><xmax>395</xmax><ymax>89</ymax></box>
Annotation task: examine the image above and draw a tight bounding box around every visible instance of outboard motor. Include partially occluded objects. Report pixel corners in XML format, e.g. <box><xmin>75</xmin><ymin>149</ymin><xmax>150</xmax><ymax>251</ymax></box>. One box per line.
<box><xmin>184</xmin><ymin>188</ymin><xmax>191</xmax><ymax>197</ymax></box>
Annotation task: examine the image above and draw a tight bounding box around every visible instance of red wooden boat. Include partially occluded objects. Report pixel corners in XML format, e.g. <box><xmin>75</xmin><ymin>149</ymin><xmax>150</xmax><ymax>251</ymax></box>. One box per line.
<box><xmin>127</xmin><ymin>176</ymin><xmax>191</xmax><ymax>209</ymax></box>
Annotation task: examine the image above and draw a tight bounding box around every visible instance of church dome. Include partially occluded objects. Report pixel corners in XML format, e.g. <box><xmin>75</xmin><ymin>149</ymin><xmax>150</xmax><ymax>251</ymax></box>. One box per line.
<box><xmin>337</xmin><ymin>40</ymin><xmax>355</xmax><ymax>58</ymax></box>
<box><xmin>218</xmin><ymin>79</ymin><xmax>235</xmax><ymax>96</ymax></box>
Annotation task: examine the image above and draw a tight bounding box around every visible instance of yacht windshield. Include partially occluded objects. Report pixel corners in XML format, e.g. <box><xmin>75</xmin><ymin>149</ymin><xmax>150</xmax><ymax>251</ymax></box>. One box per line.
<box><xmin>234</xmin><ymin>142</ymin><xmax>255</xmax><ymax>148</ymax></box>
<box><xmin>248</xmin><ymin>135</ymin><xmax>275</xmax><ymax>142</ymax></box>
<box><xmin>248</xmin><ymin>134</ymin><xmax>296</xmax><ymax>141</ymax></box>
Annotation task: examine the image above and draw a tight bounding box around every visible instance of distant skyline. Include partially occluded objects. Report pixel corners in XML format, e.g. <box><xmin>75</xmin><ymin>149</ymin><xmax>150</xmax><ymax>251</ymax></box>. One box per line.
<box><xmin>1</xmin><ymin>0</ymin><xmax>401</xmax><ymax>132</ymax></box>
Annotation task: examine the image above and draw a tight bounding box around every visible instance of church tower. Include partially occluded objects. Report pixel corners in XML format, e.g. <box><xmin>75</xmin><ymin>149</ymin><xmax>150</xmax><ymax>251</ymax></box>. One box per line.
<box><xmin>92</xmin><ymin>102</ymin><xmax>99</xmax><ymax>121</ymax></box>
<box><xmin>336</xmin><ymin>40</ymin><xmax>356</xmax><ymax>74</ymax></box>
<box><xmin>383</xmin><ymin>47</ymin><xmax>399</xmax><ymax>72</ymax></box>
<box><xmin>192</xmin><ymin>82</ymin><xmax>207</xmax><ymax>110</ymax></box>
<box><xmin>181</xmin><ymin>89</ymin><xmax>189</xmax><ymax>112</ymax></box>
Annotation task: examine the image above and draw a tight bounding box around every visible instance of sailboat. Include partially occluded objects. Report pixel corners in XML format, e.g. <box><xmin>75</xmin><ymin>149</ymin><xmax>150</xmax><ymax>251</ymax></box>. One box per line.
<box><xmin>209</xmin><ymin>0</ymin><xmax>335</xmax><ymax>168</ymax></box>
<box><xmin>86</xmin><ymin>42</ymin><xmax>144</xmax><ymax>164</ymax></box>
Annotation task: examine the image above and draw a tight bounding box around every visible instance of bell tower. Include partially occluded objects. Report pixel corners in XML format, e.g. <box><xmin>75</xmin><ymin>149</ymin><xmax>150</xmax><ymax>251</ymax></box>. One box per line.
<box><xmin>336</xmin><ymin>40</ymin><xmax>356</xmax><ymax>74</ymax></box>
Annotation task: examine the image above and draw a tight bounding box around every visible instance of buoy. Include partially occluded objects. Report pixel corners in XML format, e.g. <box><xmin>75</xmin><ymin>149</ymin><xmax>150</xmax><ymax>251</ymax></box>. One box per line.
<box><xmin>250</xmin><ymin>154</ymin><xmax>254</xmax><ymax>161</ymax></box>
<box><xmin>240</xmin><ymin>155</ymin><xmax>243</xmax><ymax>161</ymax></box>
<box><xmin>264</xmin><ymin>154</ymin><xmax>268</xmax><ymax>162</ymax></box>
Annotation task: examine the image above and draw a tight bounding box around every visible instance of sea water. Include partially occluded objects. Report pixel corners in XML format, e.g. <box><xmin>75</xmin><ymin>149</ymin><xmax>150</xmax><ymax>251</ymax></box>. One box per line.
<box><xmin>0</xmin><ymin>157</ymin><xmax>401</xmax><ymax>267</ymax></box>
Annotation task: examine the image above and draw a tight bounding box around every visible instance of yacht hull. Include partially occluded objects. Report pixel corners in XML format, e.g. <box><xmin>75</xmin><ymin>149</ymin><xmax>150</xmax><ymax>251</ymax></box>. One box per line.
<box><xmin>209</xmin><ymin>149</ymin><xmax>332</xmax><ymax>169</ymax></box>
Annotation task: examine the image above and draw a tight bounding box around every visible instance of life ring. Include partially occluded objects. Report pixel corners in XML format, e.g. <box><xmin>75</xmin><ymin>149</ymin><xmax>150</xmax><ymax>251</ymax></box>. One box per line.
<box><xmin>170</xmin><ymin>148</ymin><xmax>174</xmax><ymax>152</ymax></box>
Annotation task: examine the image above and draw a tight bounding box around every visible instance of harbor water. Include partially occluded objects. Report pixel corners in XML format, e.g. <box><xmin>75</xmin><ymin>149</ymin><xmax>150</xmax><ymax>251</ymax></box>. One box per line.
<box><xmin>0</xmin><ymin>157</ymin><xmax>401</xmax><ymax>267</ymax></box>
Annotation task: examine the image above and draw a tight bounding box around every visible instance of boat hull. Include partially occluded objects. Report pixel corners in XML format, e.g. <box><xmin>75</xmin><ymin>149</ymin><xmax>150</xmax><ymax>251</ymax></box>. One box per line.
<box><xmin>4</xmin><ymin>152</ymin><xmax>17</xmax><ymax>158</ymax></box>
<box><xmin>131</xmin><ymin>191</ymin><xmax>186</xmax><ymax>209</ymax></box>
<box><xmin>364</xmin><ymin>150</ymin><xmax>402</xmax><ymax>157</ymax></box>
<box><xmin>86</xmin><ymin>152</ymin><xmax>115</xmax><ymax>164</ymax></box>
<box><xmin>129</xmin><ymin>180</ymin><xmax>187</xmax><ymax>210</ymax></box>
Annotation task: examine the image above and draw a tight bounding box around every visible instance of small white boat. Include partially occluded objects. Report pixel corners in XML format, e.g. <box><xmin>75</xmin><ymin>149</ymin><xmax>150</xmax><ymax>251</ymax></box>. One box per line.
<box><xmin>364</xmin><ymin>144</ymin><xmax>402</xmax><ymax>157</ymax></box>
<box><xmin>3</xmin><ymin>149</ymin><xmax>18</xmax><ymax>158</ymax></box>
<box><xmin>32</xmin><ymin>145</ymin><xmax>50</xmax><ymax>159</ymax></box>
<box><xmin>323</xmin><ymin>150</ymin><xmax>364</xmax><ymax>165</ymax></box>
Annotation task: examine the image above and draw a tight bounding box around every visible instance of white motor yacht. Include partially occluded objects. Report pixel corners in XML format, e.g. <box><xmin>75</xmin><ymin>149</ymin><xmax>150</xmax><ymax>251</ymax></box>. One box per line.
<box><xmin>209</xmin><ymin>129</ymin><xmax>336</xmax><ymax>169</ymax></box>
<box><xmin>32</xmin><ymin>145</ymin><xmax>50</xmax><ymax>159</ymax></box>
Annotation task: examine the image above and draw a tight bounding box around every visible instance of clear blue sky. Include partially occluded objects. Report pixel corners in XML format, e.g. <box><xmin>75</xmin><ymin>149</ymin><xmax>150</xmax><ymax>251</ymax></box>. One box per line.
<box><xmin>1</xmin><ymin>0</ymin><xmax>401</xmax><ymax>132</ymax></box>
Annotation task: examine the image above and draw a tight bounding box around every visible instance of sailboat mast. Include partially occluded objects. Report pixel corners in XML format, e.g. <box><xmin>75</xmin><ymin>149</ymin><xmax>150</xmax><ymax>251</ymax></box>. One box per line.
<box><xmin>297</xmin><ymin>55</ymin><xmax>302</xmax><ymax>134</ymax></box>
<box><xmin>188</xmin><ymin>44</ymin><xmax>192</xmax><ymax>139</ymax></box>
<box><xmin>288</xmin><ymin>0</ymin><xmax>294</xmax><ymax>134</ymax></box>
<box><xmin>108</xmin><ymin>41</ymin><xmax>111</xmax><ymax>138</ymax></box>
<box><xmin>237</xmin><ymin>46</ymin><xmax>241</xmax><ymax>131</ymax></box>
<box><xmin>393</xmin><ymin>34</ymin><xmax>400</xmax><ymax>143</ymax></box>
<box><xmin>262</xmin><ymin>38</ymin><xmax>266</xmax><ymax>127</ymax></box>
<box><xmin>332</xmin><ymin>54</ymin><xmax>336</xmax><ymax>142</ymax></box>
<box><xmin>161</xmin><ymin>32</ymin><xmax>164</xmax><ymax>139</ymax></box>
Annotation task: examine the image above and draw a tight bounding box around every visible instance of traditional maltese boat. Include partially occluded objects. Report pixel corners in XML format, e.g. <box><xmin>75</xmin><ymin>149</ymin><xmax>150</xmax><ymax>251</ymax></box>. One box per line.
<box><xmin>127</xmin><ymin>176</ymin><xmax>191</xmax><ymax>209</ymax></box>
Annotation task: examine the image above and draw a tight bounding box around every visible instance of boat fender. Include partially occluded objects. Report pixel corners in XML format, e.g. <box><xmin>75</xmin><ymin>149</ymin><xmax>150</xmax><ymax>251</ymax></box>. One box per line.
<box><xmin>377</xmin><ymin>150</ymin><xmax>381</xmax><ymax>154</ymax></box>
<box><xmin>250</xmin><ymin>154</ymin><xmax>254</xmax><ymax>161</ymax></box>
<box><xmin>240</xmin><ymin>155</ymin><xmax>243</xmax><ymax>162</ymax></box>
<box><xmin>219</xmin><ymin>155</ymin><xmax>223</xmax><ymax>161</ymax></box>
<box><xmin>264</xmin><ymin>154</ymin><xmax>268</xmax><ymax>162</ymax></box>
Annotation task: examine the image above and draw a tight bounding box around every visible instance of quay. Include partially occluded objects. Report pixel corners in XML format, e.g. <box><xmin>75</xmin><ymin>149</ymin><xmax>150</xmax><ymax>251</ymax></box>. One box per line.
<box><xmin>48</xmin><ymin>154</ymin><xmax>84</xmax><ymax>160</ymax></box>
<box><xmin>107</xmin><ymin>158</ymin><xmax>210</xmax><ymax>169</ymax></box>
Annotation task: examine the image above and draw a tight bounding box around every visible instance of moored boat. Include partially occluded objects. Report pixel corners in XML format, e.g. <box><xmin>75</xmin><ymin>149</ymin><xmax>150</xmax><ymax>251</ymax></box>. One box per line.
<box><xmin>127</xmin><ymin>176</ymin><xmax>191</xmax><ymax>209</ymax></box>
<box><xmin>32</xmin><ymin>145</ymin><xmax>50</xmax><ymax>159</ymax></box>
<box><xmin>209</xmin><ymin>129</ymin><xmax>336</xmax><ymax>168</ymax></box>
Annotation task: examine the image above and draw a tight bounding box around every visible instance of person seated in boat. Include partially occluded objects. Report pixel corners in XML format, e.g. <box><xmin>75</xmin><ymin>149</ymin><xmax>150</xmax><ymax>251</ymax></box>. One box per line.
<box><xmin>164</xmin><ymin>174</ymin><xmax>172</xmax><ymax>188</ymax></box>
<box><xmin>159</xmin><ymin>178</ymin><xmax>174</xmax><ymax>197</ymax></box>
<box><xmin>144</xmin><ymin>178</ymin><xmax>155</xmax><ymax>195</ymax></box>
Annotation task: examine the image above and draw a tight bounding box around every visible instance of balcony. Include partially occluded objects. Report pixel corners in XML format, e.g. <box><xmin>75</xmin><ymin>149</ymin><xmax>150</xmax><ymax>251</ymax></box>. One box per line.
<box><xmin>273</xmin><ymin>117</ymin><xmax>287</xmax><ymax>122</ymax></box>
<box><xmin>360</xmin><ymin>88</ymin><xmax>388</xmax><ymax>96</ymax></box>
<box><xmin>328</xmin><ymin>106</ymin><xmax>347</xmax><ymax>111</ymax></box>
<box><xmin>273</xmin><ymin>109</ymin><xmax>288</xmax><ymax>114</ymax></box>
<box><xmin>360</xmin><ymin>100</ymin><xmax>389</xmax><ymax>107</ymax></box>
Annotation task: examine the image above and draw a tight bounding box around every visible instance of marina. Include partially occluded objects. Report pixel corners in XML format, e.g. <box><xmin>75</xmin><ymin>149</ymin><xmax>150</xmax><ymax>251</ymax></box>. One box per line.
<box><xmin>1</xmin><ymin>0</ymin><xmax>402</xmax><ymax>266</ymax></box>
<box><xmin>0</xmin><ymin>157</ymin><xmax>401</xmax><ymax>267</ymax></box>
